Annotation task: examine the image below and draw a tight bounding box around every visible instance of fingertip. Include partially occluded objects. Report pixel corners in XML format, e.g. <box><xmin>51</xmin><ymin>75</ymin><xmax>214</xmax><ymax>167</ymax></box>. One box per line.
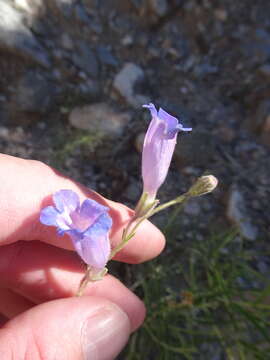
<box><xmin>86</xmin><ymin>275</ymin><xmax>146</xmax><ymax>332</ymax></box>
<box><xmin>112</xmin><ymin>219</ymin><xmax>166</xmax><ymax>264</ymax></box>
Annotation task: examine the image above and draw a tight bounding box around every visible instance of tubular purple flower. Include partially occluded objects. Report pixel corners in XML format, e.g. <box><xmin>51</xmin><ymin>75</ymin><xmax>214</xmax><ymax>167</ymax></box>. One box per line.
<box><xmin>40</xmin><ymin>189</ymin><xmax>112</xmax><ymax>270</ymax></box>
<box><xmin>142</xmin><ymin>103</ymin><xmax>192</xmax><ymax>200</ymax></box>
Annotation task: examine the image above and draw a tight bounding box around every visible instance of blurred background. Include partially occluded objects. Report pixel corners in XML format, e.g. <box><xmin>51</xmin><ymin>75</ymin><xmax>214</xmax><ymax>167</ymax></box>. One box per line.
<box><xmin>0</xmin><ymin>0</ymin><xmax>269</xmax><ymax>358</ymax></box>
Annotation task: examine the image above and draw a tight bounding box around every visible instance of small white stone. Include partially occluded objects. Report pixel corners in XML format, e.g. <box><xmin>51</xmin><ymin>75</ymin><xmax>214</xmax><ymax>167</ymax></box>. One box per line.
<box><xmin>69</xmin><ymin>103</ymin><xmax>131</xmax><ymax>137</ymax></box>
<box><xmin>214</xmin><ymin>8</ymin><xmax>228</xmax><ymax>22</ymax></box>
<box><xmin>121</xmin><ymin>35</ymin><xmax>133</xmax><ymax>46</ymax></box>
<box><xmin>227</xmin><ymin>187</ymin><xmax>258</xmax><ymax>241</ymax></box>
<box><xmin>61</xmin><ymin>33</ymin><xmax>73</xmax><ymax>50</ymax></box>
<box><xmin>14</xmin><ymin>0</ymin><xmax>30</xmax><ymax>11</ymax></box>
<box><xmin>113</xmin><ymin>63</ymin><xmax>149</xmax><ymax>107</ymax></box>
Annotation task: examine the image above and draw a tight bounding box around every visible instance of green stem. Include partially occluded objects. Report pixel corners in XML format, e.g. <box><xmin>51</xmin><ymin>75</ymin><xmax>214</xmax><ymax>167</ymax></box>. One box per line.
<box><xmin>110</xmin><ymin>193</ymin><xmax>191</xmax><ymax>259</ymax></box>
<box><xmin>110</xmin><ymin>215</ymin><xmax>141</xmax><ymax>259</ymax></box>
<box><xmin>150</xmin><ymin>193</ymin><xmax>190</xmax><ymax>216</ymax></box>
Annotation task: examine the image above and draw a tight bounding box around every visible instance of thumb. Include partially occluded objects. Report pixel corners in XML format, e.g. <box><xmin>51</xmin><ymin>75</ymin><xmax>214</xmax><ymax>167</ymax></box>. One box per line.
<box><xmin>0</xmin><ymin>296</ymin><xmax>131</xmax><ymax>360</ymax></box>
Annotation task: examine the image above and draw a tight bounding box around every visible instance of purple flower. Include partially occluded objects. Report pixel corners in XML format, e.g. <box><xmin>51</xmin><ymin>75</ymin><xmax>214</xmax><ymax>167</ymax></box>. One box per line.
<box><xmin>142</xmin><ymin>103</ymin><xmax>192</xmax><ymax>199</ymax></box>
<box><xmin>40</xmin><ymin>189</ymin><xmax>112</xmax><ymax>270</ymax></box>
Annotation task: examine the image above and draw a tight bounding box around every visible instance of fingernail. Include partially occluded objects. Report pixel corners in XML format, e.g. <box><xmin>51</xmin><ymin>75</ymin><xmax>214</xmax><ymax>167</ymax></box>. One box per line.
<box><xmin>82</xmin><ymin>304</ymin><xmax>131</xmax><ymax>360</ymax></box>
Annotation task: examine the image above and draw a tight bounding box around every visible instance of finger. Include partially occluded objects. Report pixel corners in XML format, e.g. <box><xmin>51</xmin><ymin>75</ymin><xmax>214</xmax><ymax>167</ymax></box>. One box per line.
<box><xmin>0</xmin><ymin>296</ymin><xmax>130</xmax><ymax>360</ymax></box>
<box><xmin>0</xmin><ymin>241</ymin><xmax>146</xmax><ymax>331</ymax></box>
<box><xmin>0</xmin><ymin>314</ymin><xmax>8</xmax><ymax>327</ymax></box>
<box><xmin>0</xmin><ymin>288</ymin><xmax>34</xmax><ymax>318</ymax></box>
<box><xmin>0</xmin><ymin>154</ymin><xmax>165</xmax><ymax>263</ymax></box>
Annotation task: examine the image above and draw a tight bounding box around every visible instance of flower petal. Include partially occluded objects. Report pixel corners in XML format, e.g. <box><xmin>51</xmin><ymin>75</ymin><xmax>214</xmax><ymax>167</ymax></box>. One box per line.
<box><xmin>158</xmin><ymin>107</ymin><xmax>178</xmax><ymax>126</ymax></box>
<box><xmin>142</xmin><ymin>103</ymin><xmax>157</xmax><ymax>118</ymax></box>
<box><xmin>142</xmin><ymin>103</ymin><xmax>192</xmax><ymax>198</ymax></box>
<box><xmin>40</xmin><ymin>206</ymin><xmax>59</xmax><ymax>226</ymax></box>
<box><xmin>176</xmin><ymin>123</ymin><xmax>192</xmax><ymax>132</ymax></box>
<box><xmin>72</xmin><ymin>213</ymin><xmax>112</xmax><ymax>269</ymax></box>
<box><xmin>80</xmin><ymin>199</ymin><xmax>109</xmax><ymax>223</ymax></box>
<box><xmin>53</xmin><ymin>189</ymin><xmax>79</xmax><ymax>213</ymax></box>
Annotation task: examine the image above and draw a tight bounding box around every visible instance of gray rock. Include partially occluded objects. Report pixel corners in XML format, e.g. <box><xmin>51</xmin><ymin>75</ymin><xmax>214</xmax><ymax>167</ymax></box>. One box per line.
<box><xmin>254</xmin><ymin>100</ymin><xmax>270</xmax><ymax>130</ymax></box>
<box><xmin>121</xmin><ymin>34</ymin><xmax>134</xmax><ymax>46</ymax></box>
<box><xmin>131</xmin><ymin>0</ymin><xmax>144</xmax><ymax>11</ymax></box>
<box><xmin>258</xmin><ymin>63</ymin><xmax>270</xmax><ymax>77</ymax></box>
<box><xmin>242</xmin><ymin>29</ymin><xmax>270</xmax><ymax>64</ymax></box>
<box><xmin>14</xmin><ymin>0</ymin><xmax>42</xmax><ymax>13</ymax></box>
<box><xmin>11</xmin><ymin>70</ymin><xmax>55</xmax><ymax>113</ymax></box>
<box><xmin>251</xmin><ymin>99</ymin><xmax>270</xmax><ymax>145</ymax></box>
<box><xmin>78</xmin><ymin>79</ymin><xmax>100</xmax><ymax>98</ymax></box>
<box><xmin>194</xmin><ymin>63</ymin><xmax>218</xmax><ymax>77</ymax></box>
<box><xmin>60</xmin><ymin>33</ymin><xmax>73</xmax><ymax>50</ymax></box>
<box><xmin>52</xmin><ymin>0</ymin><xmax>76</xmax><ymax>17</ymax></box>
<box><xmin>73</xmin><ymin>42</ymin><xmax>99</xmax><ymax>77</ymax></box>
<box><xmin>214</xmin><ymin>8</ymin><xmax>228</xmax><ymax>22</ymax></box>
<box><xmin>149</xmin><ymin>0</ymin><xmax>169</xmax><ymax>17</ymax></box>
<box><xmin>74</xmin><ymin>3</ymin><xmax>90</xmax><ymax>23</ymax></box>
<box><xmin>69</xmin><ymin>103</ymin><xmax>130</xmax><ymax>137</ymax></box>
<box><xmin>97</xmin><ymin>46</ymin><xmax>118</xmax><ymax>67</ymax></box>
<box><xmin>174</xmin><ymin>130</ymin><xmax>215</xmax><ymax>167</ymax></box>
<box><xmin>0</xmin><ymin>1</ymin><xmax>50</xmax><ymax>68</ymax></box>
<box><xmin>113</xmin><ymin>63</ymin><xmax>149</xmax><ymax>108</ymax></box>
<box><xmin>227</xmin><ymin>187</ymin><xmax>258</xmax><ymax>241</ymax></box>
<box><xmin>0</xmin><ymin>126</ymin><xmax>9</xmax><ymax>139</ymax></box>
<box><xmin>0</xmin><ymin>106</ymin><xmax>9</xmax><ymax>125</ymax></box>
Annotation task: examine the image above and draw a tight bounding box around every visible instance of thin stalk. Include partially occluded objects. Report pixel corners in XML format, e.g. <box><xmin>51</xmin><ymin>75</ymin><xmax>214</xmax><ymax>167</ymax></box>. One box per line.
<box><xmin>111</xmin><ymin>193</ymin><xmax>191</xmax><ymax>259</ymax></box>
<box><xmin>76</xmin><ymin>265</ymin><xmax>91</xmax><ymax>296</ymax></box>
<box><xmin>151</xmin><ymin>193</ymin><xmax>190</xmax><ymax>216</ymax></box>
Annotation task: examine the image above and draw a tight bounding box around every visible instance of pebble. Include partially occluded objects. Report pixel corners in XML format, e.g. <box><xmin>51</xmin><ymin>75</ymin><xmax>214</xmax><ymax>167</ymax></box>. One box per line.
<box><xmin>73</xmin><ymin>42</ymin><xmax>99</xmax><ymax>77</ymax></box>
<box><xmin>121</xmin><ymin>34</ymin><xmax>134</xmax><ymax>46</ymax></box>
<box><xmin>60</xmin><ymin>33</ymin><xmax>74</xmax><ymax>50</ymax></box>
<box><xmin>14</xmin><ymin>0</ymin><xmax>43</xmax><ymax>14</ymax></box>
<box><xmin>69</xmin><ymin>103</ymin><xmax>131</xmax><ymax>138</ymax></box>
<box><xmin>53</xmin><ymin>0</ymin><xmax>76</xmax><ymax>17</ymax></box>
<box><xmin>0</xmin><ymin>126</ymin><xmax>9</xmax><ymax>139</ymax></box>
<box><xmin>97</xmin><ymin>46</ymin><xmax>118</xmax><ymax>66</ymax></box>
<box><xmin>149</xmin><ymin>0</ymin><xmax>169</xmax><ymax>17</ymax></box>
<box><xmin>78</xmin><ymin>79</ymin><xmax>100</xmax><ymax>98</ymax></box>
<box><xmin>14</xmin><ymin>0</ymin><xmax>32</xmax><ymax>13</ymax></box>
<box><xmin>251</xmin><ymin>99</ymin><xmax>270</xmax><ymax>144</ymax></box>
<box><xmin>74</xmin><ymin>3</ymin><xmax>90</xmax><ymax>24</ymax></box>
<box><xmin>214</xmin><ymin>8</ymin><xmax>228</xmax><ymax>22</ymax></box>
<box><xmin>113</xmin><ymin>63</ymin><xmax>149</xmax><ymax>107</ymax></box>
<box><xmin>258</xmin><ymin>63</ymin><xmax>270</xmax><ymax>77</ymax></box>
<box><xmin>0</xmin><ymin>1</ymin><xmax>50</xmax><ymax>68</ymax></box>
<box><xmin>226</xmin><ymin>187</ymin><xmax>258</xmax><ymax>241</ymax></box>
<box><xmin>11</xmin><ymin>70</ymin><xmax>55</xmax><ymax>114</ymax></box>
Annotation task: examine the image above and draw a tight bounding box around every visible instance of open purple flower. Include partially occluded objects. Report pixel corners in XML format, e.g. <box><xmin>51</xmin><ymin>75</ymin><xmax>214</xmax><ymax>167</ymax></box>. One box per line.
<box><xmin>142</xmin><ymin>103</ymin><xmax>192</xmax><ymax>199</ymax></box>
<box><xmin>40</xmin><ymin>189</ymin><xmax>112</xmax><ymax>270</ymax></box>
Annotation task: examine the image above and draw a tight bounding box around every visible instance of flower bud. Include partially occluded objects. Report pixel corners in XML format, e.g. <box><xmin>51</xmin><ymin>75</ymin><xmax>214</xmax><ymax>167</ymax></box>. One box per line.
<box><xmin>187</xmin><ymin>175</ymin><xmax>218</xmax><ymax>197</ymax></box>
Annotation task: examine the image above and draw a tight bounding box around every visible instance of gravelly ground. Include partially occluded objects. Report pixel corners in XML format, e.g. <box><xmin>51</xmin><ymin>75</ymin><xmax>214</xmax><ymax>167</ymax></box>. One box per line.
<box><xmin>0</xmin><ymin>0</ymin><xmax>269</xmax><ymax>274</ymax></box>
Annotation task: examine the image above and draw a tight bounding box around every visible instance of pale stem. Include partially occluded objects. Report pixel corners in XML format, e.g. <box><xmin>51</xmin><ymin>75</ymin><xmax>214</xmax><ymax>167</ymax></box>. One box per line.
<box><xmin>110</xmin><ymin>216</ymin><xmax>138</xmax><ymax>259</ymax></box>
<box><xmin>150</xmin><ymin>193</ymin><xmax>190</xmax><ymax>216</ymax></box>
<box><xmin>76</xmin><ymin>265</ymin><xmax>92</xmax><ymax>297</ymax></box>
<box><xmin>110</xmin><ymin>193</ymin><xmax>191</xmax><ymax>259</ymax></box>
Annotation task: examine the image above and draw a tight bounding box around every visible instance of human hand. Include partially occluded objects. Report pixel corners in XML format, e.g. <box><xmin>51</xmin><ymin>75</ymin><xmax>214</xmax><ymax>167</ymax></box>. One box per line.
<box><xmin>0</xmin><ymin>154</ymin><xmax>165</xmax><ymax>360</ymax></box>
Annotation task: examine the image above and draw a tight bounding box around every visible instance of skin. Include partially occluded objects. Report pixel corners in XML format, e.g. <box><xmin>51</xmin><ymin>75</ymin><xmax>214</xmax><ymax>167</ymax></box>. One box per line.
<box><xmin>0</xmin><ymin>154</ymin><xmax>165</xmax><ymax>359</ymax></box>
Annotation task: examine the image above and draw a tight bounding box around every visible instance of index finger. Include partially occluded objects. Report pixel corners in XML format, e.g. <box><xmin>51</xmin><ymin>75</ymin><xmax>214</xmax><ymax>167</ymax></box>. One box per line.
<box><xmin>0</xmin><ymin>154</ymin><xmax>165</xmax><ymax>263</ymax></box>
